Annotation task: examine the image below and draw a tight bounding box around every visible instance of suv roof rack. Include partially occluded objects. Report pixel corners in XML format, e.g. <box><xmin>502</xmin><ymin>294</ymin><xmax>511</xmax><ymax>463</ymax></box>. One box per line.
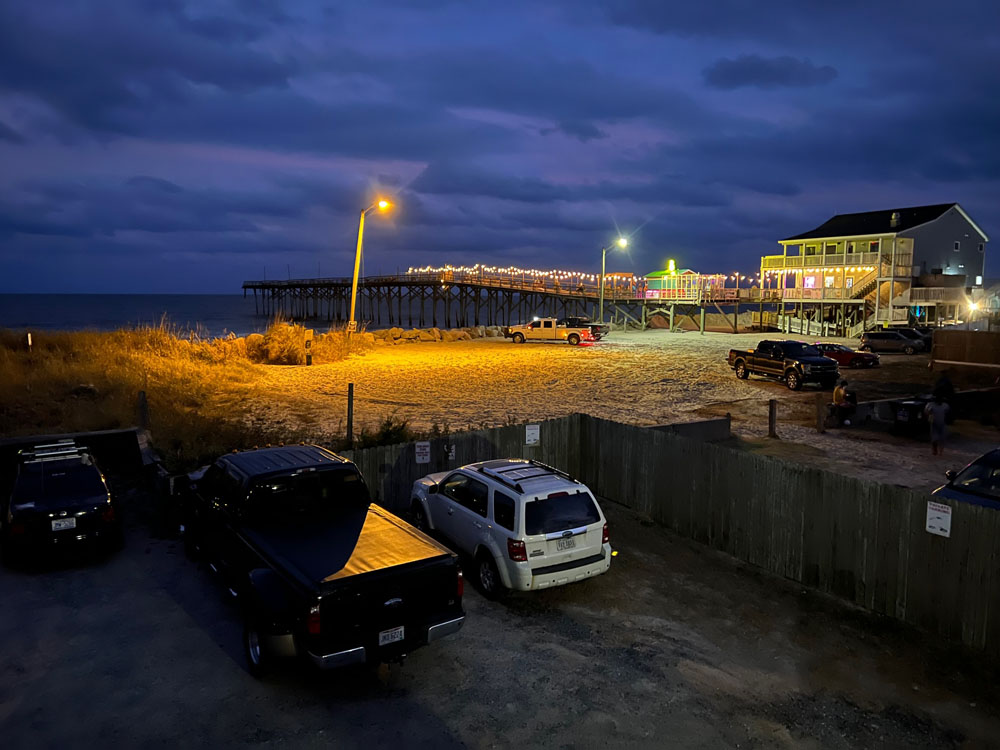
<box><xmin>476</xmin><ymin>459</ymin><xmax>578</xmax><ymax>493</ymax></box>
<box><xmin>19</xmin><ymin>439</ymin><xmax>90</xmax><ymax>464</ymax></box>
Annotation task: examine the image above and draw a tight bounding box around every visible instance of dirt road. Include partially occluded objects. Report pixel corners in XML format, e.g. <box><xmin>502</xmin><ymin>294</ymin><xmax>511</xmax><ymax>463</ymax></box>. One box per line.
<box><xmin>1</xmin><ymin>496</ymin><xmax>996</xmax><ymax>749</ymax></box>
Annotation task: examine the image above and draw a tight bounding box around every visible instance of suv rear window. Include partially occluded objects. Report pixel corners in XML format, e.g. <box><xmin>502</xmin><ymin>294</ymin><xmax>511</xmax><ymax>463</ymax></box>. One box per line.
<box><xmin>524</xmin><ymin>492</ymin><xmax>600</xmax><ymax>535</ymax></box>
<box><xmin>15</xmin><ymin>458</ymin><xmax>107</xmax><ymax>508</ymax></box>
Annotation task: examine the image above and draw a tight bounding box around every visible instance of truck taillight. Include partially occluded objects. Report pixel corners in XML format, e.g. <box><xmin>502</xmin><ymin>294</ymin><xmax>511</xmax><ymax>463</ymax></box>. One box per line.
<box><xmin>602</xmin><ymin>523</ymin><xmax>609</xmax><ymax>544</ymax></box>
<box><xmin>102</xmin><ymin>505</ymin><xmax>116</xmax><ymax>523</ymax></box>
<box><xmin>307</xmin><ymin>603</ymin><xmax>321</xmax><ymax>635</ymax></box>
<box><xmin>457</xmin><ymin>569</ymin><xmax>464</xmax><ymax>598</ymax></box>
<box><xmin>507</xmin><ymin>538</ymin><xmax>527</xmax><ymax>562</ymax></box>
<box><xmin>9</xmin><ymin>522</ymin><xmax>26</xmax><ymax>535</ymax></box>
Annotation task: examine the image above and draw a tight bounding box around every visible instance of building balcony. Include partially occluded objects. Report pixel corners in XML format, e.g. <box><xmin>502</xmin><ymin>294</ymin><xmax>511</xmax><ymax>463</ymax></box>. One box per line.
<box><xmin>761</xmin><ymin>251</ymin><xmax>880</xmax><ymax>270</ymax></box>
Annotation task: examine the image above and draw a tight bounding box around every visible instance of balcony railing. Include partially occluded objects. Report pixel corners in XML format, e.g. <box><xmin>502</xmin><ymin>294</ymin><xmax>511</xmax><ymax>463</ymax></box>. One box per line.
<box><xmin>761</xmin><ymin>251</ymin><xmax>880</xmax><ymax>270</ymax></box>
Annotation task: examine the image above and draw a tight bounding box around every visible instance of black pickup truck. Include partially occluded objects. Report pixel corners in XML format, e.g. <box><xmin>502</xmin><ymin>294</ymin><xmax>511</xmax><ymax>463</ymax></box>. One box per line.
<box><xmin>182</xmin><ymin>445</ymin><xmax>465</xmax><ymax>677</ymax></box>
<box><xmin>728</xmin><ymin>340</ymin><xmax>840</xmax><ymax>390</ymax></box>
<box><xmin>558</xmin><ymin>316</ymin><xmax>610</xmax><ymax>341</ymax></box>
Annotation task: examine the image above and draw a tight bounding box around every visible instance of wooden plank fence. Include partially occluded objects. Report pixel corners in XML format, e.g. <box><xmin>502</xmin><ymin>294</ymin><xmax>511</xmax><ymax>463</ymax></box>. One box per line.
<box><xmin>347</xmin><ymin>412</ymin><xmax>1000</xmax><ymax>657</ymax></box>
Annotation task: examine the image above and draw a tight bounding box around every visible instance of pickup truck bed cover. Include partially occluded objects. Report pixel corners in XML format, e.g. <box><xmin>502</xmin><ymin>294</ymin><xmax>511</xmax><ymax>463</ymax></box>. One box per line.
<box><xmin>324</xmin><ymin>505</ymin><xmax>449</xmax><ymax>581</ymax></box>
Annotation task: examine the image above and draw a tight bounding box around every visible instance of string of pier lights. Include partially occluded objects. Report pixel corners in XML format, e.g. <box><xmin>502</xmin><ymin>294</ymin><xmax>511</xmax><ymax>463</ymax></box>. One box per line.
<box><xmin>405</xmin><ymin>264</ymin><xmax>636</xmax><ymax>282</ymax></box>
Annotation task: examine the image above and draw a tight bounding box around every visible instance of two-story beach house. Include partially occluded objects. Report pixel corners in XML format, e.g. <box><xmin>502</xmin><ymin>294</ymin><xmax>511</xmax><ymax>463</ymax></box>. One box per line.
<box><xmin>761</xmin><ymin>203</ymin><xmax>988</xmax><ymax>334</ymax></box>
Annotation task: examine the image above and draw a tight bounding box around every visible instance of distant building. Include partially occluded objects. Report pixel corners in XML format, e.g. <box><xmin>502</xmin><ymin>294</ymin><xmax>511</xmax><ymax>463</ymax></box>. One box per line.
<box><xmin>762</xmin><ymin>203</ymin><xmax>989</xmax><ymax>330</ymax></box>
<box><xmin>645</xmin><ymin>268</ymin><xmax>726</xmax><ymax>302</ymax></box>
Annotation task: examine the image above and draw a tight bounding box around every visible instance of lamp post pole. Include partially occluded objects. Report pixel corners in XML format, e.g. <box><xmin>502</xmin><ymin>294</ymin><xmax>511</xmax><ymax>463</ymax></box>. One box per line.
<box><xmin>348</xmin><ymin>208</ymin><xmax>366</xmax><ymax>333</ymax></box>
<box><xmin>598</xmin><ymin>236</ymin><xmax>628</xmax><ymax>324</ymax></box>
<box><xmin>347</xmin><ymin>199</ymin><xmax>391</xmax><ymax>334</ymax></box>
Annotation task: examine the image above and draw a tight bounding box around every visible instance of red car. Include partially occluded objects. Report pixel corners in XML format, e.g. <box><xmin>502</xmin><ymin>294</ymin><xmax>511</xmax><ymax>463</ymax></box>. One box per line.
<box><xmin>813</xmin><ymin>343</ymin><xmax>880</xmax><ymax>368</ymax></box>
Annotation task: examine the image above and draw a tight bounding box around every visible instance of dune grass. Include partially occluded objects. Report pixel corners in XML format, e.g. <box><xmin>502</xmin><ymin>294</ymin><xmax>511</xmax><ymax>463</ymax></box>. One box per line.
<box><xmin>0</xmin><ymin>321</ymin><xmax>377</xmax><ymax>469</ymax></box>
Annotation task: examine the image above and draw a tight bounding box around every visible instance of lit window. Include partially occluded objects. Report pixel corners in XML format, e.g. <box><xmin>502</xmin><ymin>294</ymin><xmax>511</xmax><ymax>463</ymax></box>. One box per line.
<box><xmin>976</xmin><ymin>275</ymin><xmax>983</xmax><ymax>286</ymax></box>
<box><xmin>954</xmin><ymin>241</ymin><xmax>961</xmax><ymax>251</ymax></box>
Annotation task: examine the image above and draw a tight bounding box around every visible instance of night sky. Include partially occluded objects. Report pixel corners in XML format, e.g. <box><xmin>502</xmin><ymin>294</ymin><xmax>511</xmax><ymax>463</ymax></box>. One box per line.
<box><xmin>1</xmin><ymin>1</ymin><xmax>997</xmax><ymax>293</ymax></box>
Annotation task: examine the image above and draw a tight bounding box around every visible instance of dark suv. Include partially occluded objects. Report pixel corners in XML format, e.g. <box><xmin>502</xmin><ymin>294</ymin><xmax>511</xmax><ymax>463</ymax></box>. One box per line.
<box><xmin>859</xmin><ymin>330</ymin><xmax>925</xmax><ymax>355</ymax></box>
<box><xmin>1</xmin><ymin>440</ymin><xmax>122</xmax><ymax>565</ymax></box>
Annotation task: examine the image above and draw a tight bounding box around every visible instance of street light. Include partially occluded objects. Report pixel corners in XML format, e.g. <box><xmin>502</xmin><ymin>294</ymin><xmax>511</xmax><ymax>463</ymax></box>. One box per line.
<box><xmin>348</xmin><ymin>198</ymin><xmax>392</xmax><ymax>333</ymax></box>
<box><xmin>599</xmin><ymin>236</ymin><xmax>629</xmax><ymax>324</ymax></box>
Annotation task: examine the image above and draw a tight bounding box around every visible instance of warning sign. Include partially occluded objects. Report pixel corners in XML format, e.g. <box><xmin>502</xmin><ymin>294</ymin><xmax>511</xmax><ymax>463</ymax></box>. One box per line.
<box><xmin>415</xmin><ymin>441</ymin><xmax>431</xmax><ymax>464</ymax></box>
<box><xmin>926</xmin><ymin>501</ymin><xmax>952</xmax><ymax>538</ymax></box>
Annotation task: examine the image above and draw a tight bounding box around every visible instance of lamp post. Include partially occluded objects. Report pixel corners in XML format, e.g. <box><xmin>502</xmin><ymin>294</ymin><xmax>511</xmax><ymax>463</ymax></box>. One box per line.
<box><xmin>599</xmin><ymin>236</ymin><xmax>629</xmax><ymax>323</ymax></box>
<box><xmin>348</xmin><ymin>199</ymin><xmax>391</xmax><ymax>333</ymax></box>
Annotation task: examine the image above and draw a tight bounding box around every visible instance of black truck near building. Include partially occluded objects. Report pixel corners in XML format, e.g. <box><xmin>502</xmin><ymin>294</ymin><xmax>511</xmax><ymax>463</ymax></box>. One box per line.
<box><xmin>182</xmin><ymin>445</ymin><xmax>465</xmax><ymax>677</ymax></box>
<box><xmin>728</xmin><ymin>340</ymin><xmax>840</xmax><ymax>390</ymax></box>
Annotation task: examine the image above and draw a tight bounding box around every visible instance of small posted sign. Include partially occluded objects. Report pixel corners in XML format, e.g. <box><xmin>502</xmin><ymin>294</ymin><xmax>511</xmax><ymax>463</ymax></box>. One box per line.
<box><xmin>926</xmin><ymin>501</ymin><xmax>952</xmax><ymax>538</ymax></box>
<box><xmin>525</xmin><ymin>424</ymin><xmax>540</xmax><ymax>446</ymax></box>
<box><xmin>415</xmin><ymin>441</ymin><xmax>431</xmax><ymax>464</ymax></box>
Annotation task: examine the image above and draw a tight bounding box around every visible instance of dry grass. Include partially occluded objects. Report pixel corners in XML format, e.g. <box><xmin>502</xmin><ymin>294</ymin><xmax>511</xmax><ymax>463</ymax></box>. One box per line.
<box><xmin>0</xmin><ymin>322</ymin><xmax>375</xmax><ymax>469</ymax></box>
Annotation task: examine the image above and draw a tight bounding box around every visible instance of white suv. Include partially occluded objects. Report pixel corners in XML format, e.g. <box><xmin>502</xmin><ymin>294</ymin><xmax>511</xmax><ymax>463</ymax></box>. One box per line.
<box><xmin>410</xmin><ymin>459</ymin><xmax>611</xmax><ymax>597</ymax></box>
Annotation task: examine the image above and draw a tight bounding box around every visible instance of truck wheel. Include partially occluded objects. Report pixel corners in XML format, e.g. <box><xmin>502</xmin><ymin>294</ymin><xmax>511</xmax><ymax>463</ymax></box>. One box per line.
<box><xmin>567</xmin><ymin>333</ymin><xmax>580</xmax><ymax>346</ymax></box>
<box><xmin>903</xmin><ymin>345</ymin><xmax>915</xmax><ymax>355</ymax></box>
<box><xmin>735</xmin><ymin>361</ymin><xmax>749</xmax><ymax>379</ymax></box>
<box><xmin>476</xmin><ymin>552</ymin><xmax>504</xmax><ymax>600</ymax></box>
<box><xmin>243</xmin><ymin>618</ymin><xmax>272</xmax><ymax>679</ymax></box>
<box><xmin>410</xmin><ymin>501</ymin><xmax>429</xmax><ymax>532</ymax></box>
<box><xmin>785</xmin><ymin>371</ymin><xmax>802</xmax><ymax>391</ymax></box>
<box><xmin>512</xmin><ymin>332</ymin><xmax>525</xmax><ymax>344</ymax></box>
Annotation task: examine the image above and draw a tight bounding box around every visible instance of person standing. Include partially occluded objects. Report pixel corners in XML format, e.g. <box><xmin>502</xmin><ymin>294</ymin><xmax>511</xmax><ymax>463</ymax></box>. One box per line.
<box><xmin>924</xmin><ymin>394</ymin><xmax>951</xmax><ymax>455</ymax></box>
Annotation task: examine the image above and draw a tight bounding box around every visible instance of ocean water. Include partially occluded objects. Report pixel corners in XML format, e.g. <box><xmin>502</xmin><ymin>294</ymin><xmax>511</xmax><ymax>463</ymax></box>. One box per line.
<box><xmin>0</xmin><ymin>294</ymin><xmax>268</xmax><ymax>338</ymax></box>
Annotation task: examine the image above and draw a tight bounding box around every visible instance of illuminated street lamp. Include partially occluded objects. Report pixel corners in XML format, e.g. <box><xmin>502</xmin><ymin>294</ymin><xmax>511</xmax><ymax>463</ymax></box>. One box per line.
<box><xmin>599</xmin><ymin>236</ymin><xmax>629</xmax><ymax>323</ymax></box>
<box><xmin>348</xmin><ymin>199</ymin><xmax>392</xmax><ymax>333</ymax></box>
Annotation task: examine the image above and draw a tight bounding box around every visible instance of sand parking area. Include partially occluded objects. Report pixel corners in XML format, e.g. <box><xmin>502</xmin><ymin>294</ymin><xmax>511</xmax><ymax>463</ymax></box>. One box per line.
<box><xmin>250</xmin><ymin>330</ymin><xmax>996</xmax><ymax>492</ymax></box>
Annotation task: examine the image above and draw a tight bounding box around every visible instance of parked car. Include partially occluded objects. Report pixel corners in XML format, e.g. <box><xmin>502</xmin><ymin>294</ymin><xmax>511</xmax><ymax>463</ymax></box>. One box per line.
<box><xmin>933</xmin><ymin>449</ymin><xmax>1000</xmax><ymax>509</ymax></box>
<box><xmin>558</xmin><ymin>316</ymin><xmax>609</xmax><ymax>341</ymax></box>
<box><xmin>410</xmin><ymin>459</ymin><xmax>611</xmax><ymax>598</ymax></box>
<box><xmin>898</xmin><ymin>328</ymin><xmax>933</xmax><ymax>348</ymax></box>
<box><xmin>503</xmin><ymin>318</ymin><xmax>594</xmax><ymax>345</ymax></box>
<box><xmin>813</xmin><ymin>342</ymin><xmax>880</xmax><ymax>369</ymax></box>
<box><xmin>727</xmin><ymin>340</ymin><xmax>840</xmax><ymax>390</ymax></box>
<box><xmin>859</xmin><ymin>330</ymin><xmax>925</xmax><ymax>354</ymax></box>
<box><xmin>182</xmin><ymin>445</ymin><xmax>465</xmax><ymax>677</ymax></box>
<box><xmin>1</xmin><ymin>440</ymin><xmax>122</xmax><ymax>565</ymax></box>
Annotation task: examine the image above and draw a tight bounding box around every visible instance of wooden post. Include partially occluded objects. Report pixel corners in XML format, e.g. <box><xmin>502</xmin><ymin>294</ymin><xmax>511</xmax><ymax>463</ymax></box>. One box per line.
<box><xmin>669</xmin><ymin>304</ymin><xmax>675</xmax><ymax>331</ymax></box>
<box><xmin>815</xmin><ymin>392</ymin><xmax>826</xmax><ymax>433</ymax></box>
<box><xmin>136</xmin><ymin>390</ymin><xmax>149</xmax><ymax>431</ymax></box>
<box><xmin>699</xmin><ymin>307</ymin><xmax>706</xmax><ymax>335</ymax></box>
<box><xmin>768</xmin><ymin>399</ymin><xmax>778</xmax><ymax>438</ymax></box>
<box><xmin>346</xmin><ymin>383</ymin><xmax>354</xmax><ymax>446</ymax></box>
<box><xmin>304</xmin><ymin>328</ymin><xmax>313</xmax><ymax>366</ymax></box>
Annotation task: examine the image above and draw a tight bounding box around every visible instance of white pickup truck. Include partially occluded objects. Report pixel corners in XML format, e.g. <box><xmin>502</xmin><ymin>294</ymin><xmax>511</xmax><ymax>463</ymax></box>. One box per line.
<box><xmin>502</xmin><ymin>318</ymin><xmax>593</xmax><ymax>346</ymax></box>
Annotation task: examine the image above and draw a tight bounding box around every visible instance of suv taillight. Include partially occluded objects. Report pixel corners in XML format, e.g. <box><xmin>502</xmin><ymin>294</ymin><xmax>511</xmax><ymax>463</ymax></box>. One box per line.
<box><xmin>457</xmin><ymin>569</ymin><xmax>464</xmax><ymax>598</ymax></box>
<box><xmin>507</xmin><ymin>538</ymin><xmax>527</xmax><ymax>562</ymax></box>
<box><xmin>307</xmin><ymin>603</ymin><xmax>321</xmax><ymax>635</ymax></box>
<box><xmin>602</xmin><ymin>523</ymin><xmax>609</xmax><ymax>544</ymax></box>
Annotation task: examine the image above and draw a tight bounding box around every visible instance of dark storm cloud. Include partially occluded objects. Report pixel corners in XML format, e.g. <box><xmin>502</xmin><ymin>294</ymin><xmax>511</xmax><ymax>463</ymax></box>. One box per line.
<box><xmin>0</xmin><ymin>175</ymin><xmax>332</xmax><ymax>241</ymax></box>
<box><xmin>703</xmin><ymin>56</ymin><xmax>837</xmax><ymax>90</ymax></box>
<box><xmin>0</xmin><ymin>1</ymin><xmax>295</xmax><ymax>135</ymax></box>
<box><xmin>0</xmin><ymin>120</ymin><xmax>23</xmax><ymax>143</ymax></box>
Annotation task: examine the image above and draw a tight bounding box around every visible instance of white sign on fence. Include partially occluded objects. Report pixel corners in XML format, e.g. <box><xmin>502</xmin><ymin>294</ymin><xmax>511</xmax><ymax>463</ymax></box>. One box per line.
<box><xmin>447</xmin><ymin>444</ymin><xmax>456</xmax><ymax>460</ymax></box>
<box><xmin>415</xmin><ymin>441</ymin><xmax>431</xmax><ymax>464</ymax></box>
<box><xmin>926</xmin><ymin>501</ymin><xmax>952</xmax><ymax>538</ymax></box>
<box><xmin>525</xmin><ymin>424</ymin><xmax>540</xmax><ymax>446</ymax></box>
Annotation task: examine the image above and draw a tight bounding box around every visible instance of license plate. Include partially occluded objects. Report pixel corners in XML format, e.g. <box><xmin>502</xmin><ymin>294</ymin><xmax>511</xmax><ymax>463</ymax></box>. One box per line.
<box><xmin>556</xmin><ymin>537</ymin><xmax>576</xmax><ymax>551</ymax></box>
<box><xmin>378</xmin><ymin>626</ymin><xmax>404</xmax><ymax>646</ymax></box>
<box><xmin>52</xmin><ymin>517</ymin><xmax>77</xmax><ymax>531</ymax></box>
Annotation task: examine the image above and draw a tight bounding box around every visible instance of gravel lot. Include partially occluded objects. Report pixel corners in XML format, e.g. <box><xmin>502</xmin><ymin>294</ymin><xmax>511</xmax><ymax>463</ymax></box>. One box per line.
<box><xmin>1</xmin><ymin>494</ymin><xmax>998</xmax><ymax>749</ymax></box>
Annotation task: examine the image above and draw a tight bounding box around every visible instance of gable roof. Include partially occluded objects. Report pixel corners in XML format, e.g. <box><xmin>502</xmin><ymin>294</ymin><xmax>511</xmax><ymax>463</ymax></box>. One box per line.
<box><xmin>781</xmin><ymin>203</ymin><xmax>957</xmax><ymax>242</ymax></box>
